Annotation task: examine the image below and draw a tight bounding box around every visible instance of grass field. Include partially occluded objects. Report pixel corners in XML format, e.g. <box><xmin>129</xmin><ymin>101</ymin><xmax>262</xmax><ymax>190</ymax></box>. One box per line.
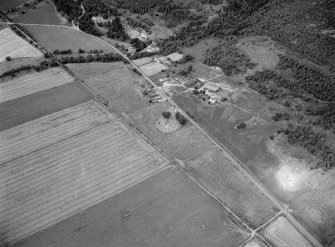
<box><xmin>0</xmin><ymin>100</ymin><xmax>114</xmax><ymax>164</ymax></box>
<box><xmin>182</xmin><ymin>38</ymin><xmax>221</xmax><ymax>61</ymax></box>
<box><xmin>129</xmin><ymin>101</ymin><xmax>214</xmax><ymax>161</ymax></box>
<box><xmin>243</xmin><ymin>238</ymin><xmax>268</xmax><ymax>247</ymax></box>
<box><xmin>0</xmin><ymin>81</ymin><xmax>92</xmax><ymax>131</ymax></box>
<box><xmin>0</xmin><ymin>68</ymin><xmax>73</xmax><ymax>103</ymax></box>
<box><xmin>140</xmin><ymin>62</ymin><xmax>168</xmax><ymax>76</ymax></box>
<box><xmin>15</xmin><ymin>168</ymin><xmax>250</xmax><ymax>247</ymax></box>
<box><xmin>23</xmin><ymin>26</ymin><xmax>113</xmax><ymax>52</ymax></box>
<box><xmin>132</xmin><ymin>57</ymin><xmax>153</xmax><ymax>66</ymax></box>
<box><xmin>0</xmin><ymin>28</ymin><xmax>42</xmax><ymax>62</ymax></box>
<box><xmin>68</xmin><ymin>62</ymin><xmax>150</xmax><ymax>114</ymax></box>
<box><xmin>0</xmin><ymin>119</ymin><xmax>169</xmax><ymax>244</ymax></box>
<box><xmin>263</xmin><ymin>217</ymin><xmax>313</xmax><ymax>247</ymax></box>
<box><xmin>0</xmin><ymin>0</ymin><xmax>27</xmax><ymax>11</ymax></box>
<box><xmin>185</xmin><ymin>149</ymin><xmax>279</xmax><ymax>228</ymax></box>
<box><xmin>12</xmin><ymin>1</ymin><xmax>69</xmax><ymax>26</ymax></box>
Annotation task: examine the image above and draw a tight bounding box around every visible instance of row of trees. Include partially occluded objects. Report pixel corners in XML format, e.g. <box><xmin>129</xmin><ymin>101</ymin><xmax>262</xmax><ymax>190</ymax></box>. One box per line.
<box><xmin>59</xmin><ymin>53</ymin><xmax>123</xmax><ymax>64</ymax></box>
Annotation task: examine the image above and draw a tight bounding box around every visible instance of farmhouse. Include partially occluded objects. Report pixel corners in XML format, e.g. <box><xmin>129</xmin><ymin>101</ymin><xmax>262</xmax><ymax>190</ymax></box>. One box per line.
<box><xmin>92</xmin><ymin>16</ymin><xmax>104</xmax><ymax>23</ymax></box>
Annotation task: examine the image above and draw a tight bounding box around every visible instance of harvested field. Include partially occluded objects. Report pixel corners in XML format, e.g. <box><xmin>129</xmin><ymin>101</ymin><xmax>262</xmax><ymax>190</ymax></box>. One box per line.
<box><xmin>132</xmin><ymin>57</ymin><xmax>153</xmax><ymax>66</ymax></box>
<box><xmin>140</xmin><ymin>62</ymin><xmax>168</xmax><ymax>76</ymax></box>
<box><xmin>129</xmin><ymin>101</ymin><xmax>214</xmax><ymax>160</ymax></box>
<box><xmin>0</xmin><ymin>100</ymin><xmax>114</xmax><ymax>164</ymax></box>
<box><xmin>23</xmin><ymin>26</ymin><xmax>113</xmax><ymax>52</ymax></box>
<box><xmin>0</xmin><ymin>28</ymin><xmax>42</xmax><ymax>62</ymax></box>
<box><xmin>263</xmin><ymin>217</ymin><xmax>313</xmax><ymax>247</ymax></box>
<box><xmin>15</xmin><ymin>168</ymin><xmax>250</xmax><ymax>247</ymax></box>
<box><xmin>0</xmin><ymin>121</ymin><xmax>169</xmax><ymax>244</ymax></box>
<box><xmin>0</xmin><ymin>81</ymin><xmax>92</xmax><ymax>131</ymax></box>
<box><xmin>68</xmin><ymin>62</ymin><xmax>150</xmax><ymax>114</ymax></box>
<box><xmin>0</xmin><ymin>68</ymin><xmax>73</xmax><ymax>103</ymax></box>
<box><xmin>11</xmin><ymin>1</ymin><xmax>69</xmax><ymax>26</ymax></box>
<box><xmin>0</xmin><ymin>0</ymin><xmax>27</xmax><ymax>11</ymax></box>
<box><xmin>185</xmin><ymin>149</ymin><xmax>279</xmax><ymax>228</ymax></box>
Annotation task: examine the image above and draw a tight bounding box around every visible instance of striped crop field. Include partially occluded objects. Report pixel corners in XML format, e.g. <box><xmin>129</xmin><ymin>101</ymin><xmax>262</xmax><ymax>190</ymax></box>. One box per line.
<box><xmin>0</xmin><ymin>28</ymin><xmax>43</xmax><ymax>62</ymax></box>
<box><xmin>0</xmin><ymin>67</ymin><xmax>73</xmax><ymax>103</ymax></box>
<box><xmin>263</xmin><ymin>217</ymin><xmax>313</xmax><ymax>247</ymax></box>
<box><xmin>0</xmin><ymin>100</ymin><xmax>115</xmax><ymax>164</ymax></box>
<box><xmin>0</xmin><ymin>121</ymin><xmax>170</xmax><ymax>244</ymax></box>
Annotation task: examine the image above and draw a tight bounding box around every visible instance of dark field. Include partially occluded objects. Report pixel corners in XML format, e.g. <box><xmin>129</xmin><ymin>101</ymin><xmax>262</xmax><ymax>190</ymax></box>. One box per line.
<box><xmin>0</xmin><ymin>0</ymin><xmax>27</xmax><ymax>11</ymax></box>
<box><xmin>15</xmin><ymin>168</ymin><xmax>250</xmax><ymax>247</ymax></box>
<box><xmin>0</xmin><ymin>81</ymin><xmax>92</xmax><ymax>131</ymax></box>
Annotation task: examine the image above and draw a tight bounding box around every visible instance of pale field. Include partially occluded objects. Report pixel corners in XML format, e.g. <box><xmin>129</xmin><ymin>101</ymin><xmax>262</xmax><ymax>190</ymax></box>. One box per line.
<box><xmin>148</xmin><ymin>24</ymin><xmax>173</xmax><ymax>40</ymax></box>
<box><xmin>15</xmin><ymin>168</ymin><xmax>250</xmax><ymax>247</ymax></box>
<box><xmin>23</xmin><ymin>25</ymin><xmax>113</xmax><ymax>52</ymax></box>
<box><xmin>0</xmin><ymin>119</ymin><xmax>169</xmax><ymax>244</ymax></box>
<box><xmin>0</xmin><ymin>100</ymin><xmax>114</xmax><ymax>164</ymax></box>
<box><xmin>140</xmin><ymin>62</ymin><xmax>168</xmax><ymax>76</ymax></box>
<box><xmin>132</xmin><ymin>56</ymin><xmax>153</xmax><ymax>66</ymax></box>
<box><xmin>0</xmin><ymin>67</ymin><xmax>73</xmax><ymax>103</ymax></box>
<box><xmin>0</xmin><ymin>28</ymin><xmax>42</xmax><ymax>62</ymax></box>
<box><xmin>263</xmin><ymin>217</ymin><xmax>313</xmax><ymax>247</ymax></box>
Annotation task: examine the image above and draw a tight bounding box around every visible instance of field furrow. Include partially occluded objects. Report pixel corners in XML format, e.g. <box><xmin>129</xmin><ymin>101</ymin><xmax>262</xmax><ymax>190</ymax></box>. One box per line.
<box><xmin>0</xmin><ymin>68</ymin><xmax>73</xmax><ymax>103</ymax></box>
<box><xmin>0</xmin><ymin>120</ymin><xmax>169</xmax><ymax>244</ymax></box>
<box><xmin>263</xmin><ymin>217</ymin><xmax>313</xmax><ymax>247</ymax></box>
<box><xmin>0</xmin><ymin>100</ymin><xmax>115</xmax><ymax>164</ymax></box>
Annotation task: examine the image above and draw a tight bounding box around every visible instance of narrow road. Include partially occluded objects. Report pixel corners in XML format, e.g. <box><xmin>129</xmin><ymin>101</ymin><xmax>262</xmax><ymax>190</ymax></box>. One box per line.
<box><xmin>0</xmin><ymin>16</ymin><xmax>324</xmax><ymax>247</ymax></box>
<box><xmin>98</xmin><ymin>36</ymin><xmax>324</xmax><ymax>247</ymax></box>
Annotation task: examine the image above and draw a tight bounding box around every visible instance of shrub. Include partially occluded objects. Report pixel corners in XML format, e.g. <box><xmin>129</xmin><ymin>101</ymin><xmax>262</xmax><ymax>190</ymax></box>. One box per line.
<box><xmin>162</xmin><ymin>111</ymin><xmax>171</xmax><ymax>119</ymax></box>
<box><xmin>5</xmin><ymin>56</ymin><xmax>11</xmax><ymax>61</ymax></box>
<box><xmin>236</xmin><ymin>122</ymin><xmax>247</xmax><ymax>129</ymax></box>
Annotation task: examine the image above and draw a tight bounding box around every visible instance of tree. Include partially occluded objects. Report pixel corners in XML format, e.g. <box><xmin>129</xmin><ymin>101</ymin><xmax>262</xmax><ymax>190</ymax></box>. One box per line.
<box><xmin>175</xmin><ymin>112</ymin><xmax>187</xmax><ymax>125</ymax></box>
<box><xmin>162</xmin><ymin>111</ymin><xmax>171</xmax><ymax>119</ymax></box>
<box><xmin>5</xmin><ymin>56</ymin><xmax>11</xmax><ymax>61</ymax></box>
<box><xmin>236</xmin><ymin>122</ymin><xmax>247</xmax><ymax>129</ymax></box>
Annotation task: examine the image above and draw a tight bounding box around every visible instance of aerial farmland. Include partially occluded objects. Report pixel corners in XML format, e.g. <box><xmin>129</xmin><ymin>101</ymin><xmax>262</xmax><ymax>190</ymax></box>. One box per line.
<box><xmin>1</xmin><ymin>0</ymin><xmax>334</xmax><ymax>247</ymax></box>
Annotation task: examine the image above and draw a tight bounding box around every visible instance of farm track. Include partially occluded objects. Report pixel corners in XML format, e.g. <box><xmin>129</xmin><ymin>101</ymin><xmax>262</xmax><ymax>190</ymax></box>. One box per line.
<box><xmin>0</xmin><ymin>100</ymin><xmax>114</xmax><ymax>164</ymax></box>
<box><xmin>0</xmin><ymin>67</ymin><xmax>73</xmax><ymax>103</ymax></box>
<box><xmin>0</xmin><ymin>19</ymin><xmax>323</xmax><ymax>247</ymax></box>
<box><xmin>0</xmin><ymin>121</ymin><xmax>170</xmax><ymax>243</ymax></box>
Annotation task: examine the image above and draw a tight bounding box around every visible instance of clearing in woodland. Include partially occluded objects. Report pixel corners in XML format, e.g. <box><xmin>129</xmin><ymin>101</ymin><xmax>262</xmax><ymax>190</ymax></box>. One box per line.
<box><xmin>0</xmin><ymin>28</ymin><xmax>42</xmax><ymax>62</ymax></box>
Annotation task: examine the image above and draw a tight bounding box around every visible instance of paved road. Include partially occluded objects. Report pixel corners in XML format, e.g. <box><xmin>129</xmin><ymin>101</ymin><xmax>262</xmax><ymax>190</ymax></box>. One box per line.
<box><xmin>0</xmin><ymin>16</ymin><xmax>324</xmax><ymax>247</ymax></box>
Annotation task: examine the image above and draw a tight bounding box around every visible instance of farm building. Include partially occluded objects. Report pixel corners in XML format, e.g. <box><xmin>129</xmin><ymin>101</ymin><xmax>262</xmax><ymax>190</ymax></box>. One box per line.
<box><xmin>203</xmin><ymin>82</ymin><xmax>220</xmax><ymax>92</ymax></box>
<box><xmin>92</xmin><ymin>16</ymin><xmax>104</xmax><ymax>23</ymax></box>
<box><xmin>167</xmin><ymin>52</ymin><xmax>184</xmax><ymax>62</ymax></box>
